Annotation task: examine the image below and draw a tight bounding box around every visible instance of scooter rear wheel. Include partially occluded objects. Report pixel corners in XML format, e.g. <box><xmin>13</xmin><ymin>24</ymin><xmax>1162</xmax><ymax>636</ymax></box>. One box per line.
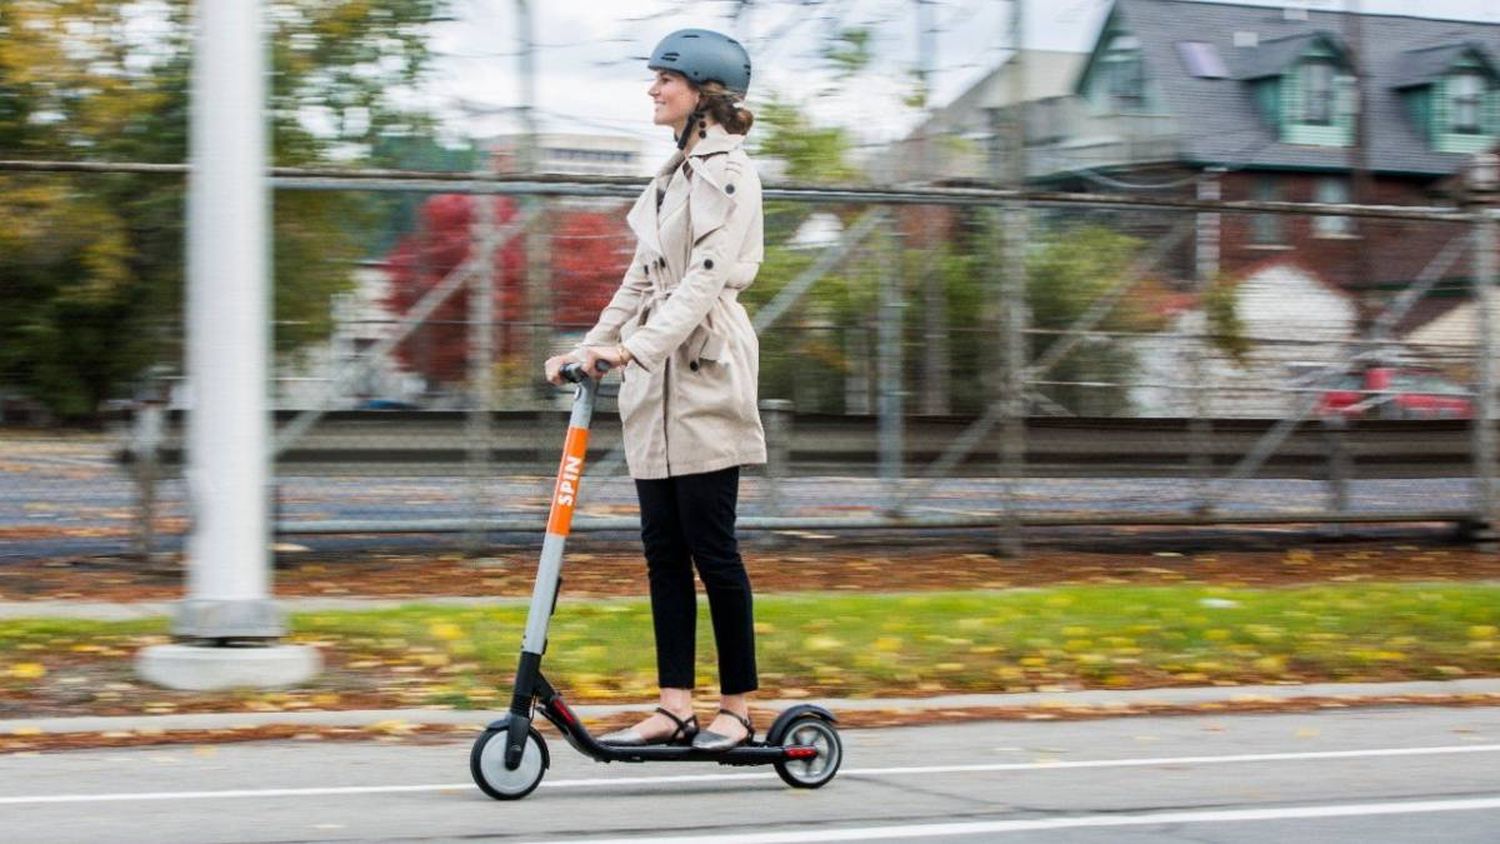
<box><xmin>774</xmin><ymin>716</ymin><xmax>842</xmax><ymax>789</ymax></box>
<box><xmin>471</xmin><ymin>726</ymin><xmax>549</xmax><ymax>800</ymax></box>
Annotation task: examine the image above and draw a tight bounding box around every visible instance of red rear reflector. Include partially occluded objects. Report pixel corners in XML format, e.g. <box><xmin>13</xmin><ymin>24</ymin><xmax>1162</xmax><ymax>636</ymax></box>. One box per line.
<box><xmin>785</xmin><ymin>747</ymin><xmax>818</xmax><ymax>759</ymax></box>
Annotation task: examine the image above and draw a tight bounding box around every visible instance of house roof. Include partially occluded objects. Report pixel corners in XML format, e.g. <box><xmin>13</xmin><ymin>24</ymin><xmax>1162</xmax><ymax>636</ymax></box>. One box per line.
<box><xmin>1391</xmin><ymin>42</ymin><xmax>1500</xmax><ymax>89</ymax></box>
<box><xmin>1102</xmin><ymin>0</ymin><xmax>1500</xmax><ymax>176</ymax></box>
<box><xmin>1235</xmin><ymin>31</ymin><xmax>1344</xmax><ymax>80</ymax></box>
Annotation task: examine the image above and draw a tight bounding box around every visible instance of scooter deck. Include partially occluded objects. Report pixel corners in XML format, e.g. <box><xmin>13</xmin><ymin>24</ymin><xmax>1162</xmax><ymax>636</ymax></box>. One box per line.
<box><xmin>569</xmin><ymin>742</ymin><xmax>799</xmax><ymax>766</ymax></box>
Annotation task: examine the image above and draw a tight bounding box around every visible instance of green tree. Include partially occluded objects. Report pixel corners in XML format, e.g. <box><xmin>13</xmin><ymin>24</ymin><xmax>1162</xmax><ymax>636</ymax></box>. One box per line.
<box><xmin>752</xmin><ymin>96</ymin><xmax>862</xmax><ymax>185</ymax></box>
<box><xmin>0</xmin><ymin>0</ymin><xmax>446</xmax><ymax>421</ymax></box>
<box><xmin>1023</xmin><ymin>225</ymin><xmax>1166</xmax><ymax>415</ymax></box>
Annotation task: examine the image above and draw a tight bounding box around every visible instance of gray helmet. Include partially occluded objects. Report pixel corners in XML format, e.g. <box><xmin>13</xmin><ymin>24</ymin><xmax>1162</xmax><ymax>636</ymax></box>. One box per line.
<box><xmin>648</xmin><ymin>29</ymin><xmax>751</xmax><ymax>97</ymax></box>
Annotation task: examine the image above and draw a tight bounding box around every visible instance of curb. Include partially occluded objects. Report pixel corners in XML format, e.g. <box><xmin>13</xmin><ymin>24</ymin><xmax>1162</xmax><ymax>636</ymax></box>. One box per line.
<box><xmin>5</xmin><ymin>678</ymin><xmax>1500</xmax><ymax>736</ymax></box>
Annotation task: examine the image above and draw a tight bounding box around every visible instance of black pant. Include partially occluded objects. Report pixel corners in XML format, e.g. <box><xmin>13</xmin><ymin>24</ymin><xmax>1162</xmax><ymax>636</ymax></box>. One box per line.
<box><xmin>635</xmin><ymin>466</ymin><xmax>758</xmax><ymax>695</ymax></box>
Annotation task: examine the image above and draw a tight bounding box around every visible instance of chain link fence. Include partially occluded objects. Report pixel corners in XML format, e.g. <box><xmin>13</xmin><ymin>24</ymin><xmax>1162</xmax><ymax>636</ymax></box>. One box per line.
<box><xmin>2</xmin><ymin>165</ymin><xmax>1497</xmax><ymax>559</ymax></box>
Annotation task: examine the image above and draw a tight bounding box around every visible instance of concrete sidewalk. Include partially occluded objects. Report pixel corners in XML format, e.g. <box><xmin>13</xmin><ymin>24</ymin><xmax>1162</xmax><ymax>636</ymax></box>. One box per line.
<box><xmin>0</xmin><ymin>596</ymin><xmax>528</xmax><ymax>621</ymax></box>
<box><xmin>4</xmin><ymin>678</ymin><xmax>1499</xmax><ymax>736</ymax></box>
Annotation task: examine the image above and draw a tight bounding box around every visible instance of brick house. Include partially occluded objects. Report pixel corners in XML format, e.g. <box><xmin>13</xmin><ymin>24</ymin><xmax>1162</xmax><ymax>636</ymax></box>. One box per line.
<box><xmin>1037</xmin><ymin>0</ymin><xmax>1499</xmax><ymax>294</ymax></box>
<box><xmin>1016</xmin><ymin>0</ymin><xmax>1499</xmax><ymax>415</ymax></box>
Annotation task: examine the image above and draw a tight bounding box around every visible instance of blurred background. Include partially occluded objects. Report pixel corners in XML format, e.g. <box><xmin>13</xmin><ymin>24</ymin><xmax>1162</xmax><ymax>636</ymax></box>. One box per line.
<box><xmin>5</xmin><ymin>0</ymin><xmax>1500</xmax><ymax>559</ymax></box>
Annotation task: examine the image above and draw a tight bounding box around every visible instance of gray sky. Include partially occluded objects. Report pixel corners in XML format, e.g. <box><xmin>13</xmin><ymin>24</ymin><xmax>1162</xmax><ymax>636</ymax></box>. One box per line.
<box><xmin>425</xmin><ymin>0</ymin><xmax>1499</xmax><ymax>168</ymax></box>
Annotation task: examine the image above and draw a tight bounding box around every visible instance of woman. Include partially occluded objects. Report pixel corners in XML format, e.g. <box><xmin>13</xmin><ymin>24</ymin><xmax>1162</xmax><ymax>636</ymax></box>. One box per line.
<box><xmin>544</xmin><ymin>28</ymin><xmax>766</xmax><ymax>752</ymax></box>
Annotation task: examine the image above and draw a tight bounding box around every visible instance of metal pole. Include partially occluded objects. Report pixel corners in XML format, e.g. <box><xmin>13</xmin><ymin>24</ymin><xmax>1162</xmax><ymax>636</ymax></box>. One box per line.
<box><xmin>517</xmin><ymin>0</ymin><xmax>550</xmax><ymax>408</ymax></box>
<box><xmin>877</xmin><ymin>216</ymin><xmax>905</xmax><ymax>515</ymax></box>
<box><xmin>1470</xmin><ymin>156</ymin><xmax>1499</xmax><ymax>549</ymax></box>
<box><xmin>760</xmin><ymin>399</ymin><xmax>793</xmax><ymax>518</ymax></box>
<box><xmin>137</xmin><ymin>0</ymin><xmax>318</xmax><ymax>690</ymax></box>
<box><xmin>132</xmin><ymin>399</ymin><xmax>164</xmax><ymax>561</ymax></box>
<box><xmin>177</xmin><ymin>0</ymin><xmax>276</xmax><ymax>638</ymax></box>
<box><xmin>915</xmin><ymin>0</ymin><xmax>949</xmax><ymax>416</ymax></box>
<box><xmin>997</xmin><ymin>0</ymin><xmax>1027</xmax><ymax>557</ymax></box>
<box><xmin>467</xmin><ymin>189</ymin><xmax>499</xmax><ymax>555</ymax></box>
<box><xmin>1191</xmin><ymin>168</ymin><xmax>1221</xmax><ymax>515</ymax></box>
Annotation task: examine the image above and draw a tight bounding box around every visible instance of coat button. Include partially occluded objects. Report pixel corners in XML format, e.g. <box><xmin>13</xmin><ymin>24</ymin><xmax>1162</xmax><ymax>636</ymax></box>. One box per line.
<box><xmin>689</xmin><ymin>361</ymin><xmax>700</xmax><ymax>372</ymax></box>
<box><xmin>726</xmin><ymin>184</ymin><xmax>735</xmax><ymax>194</ymax></box>
<box><xmin>703</xmin><ymin>259</ymin><xmax>714</xmax><ymax>270</ymax></box>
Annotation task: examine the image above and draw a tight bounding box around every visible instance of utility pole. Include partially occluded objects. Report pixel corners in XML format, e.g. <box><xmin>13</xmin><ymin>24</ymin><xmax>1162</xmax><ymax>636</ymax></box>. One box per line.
<box><xmin>1345</xmin><ymin>0</ymin><xmax>1375</xmax><ymax>339</ymax></box>
<box><xmin>916</xmin><ymin>0</ymin><xmax>950</xmax><ymax>416</ymax></box>
<box><xmin>518</xmin><ymin>0</ymin><xmax>550</xmax><ymax>406</ymax></box>
<box><xmin>137</xmin><ymin>0</ymin><xmax>318</xmax><ymax>690</ymax></box>
<box><xmin>996</xmin><ymin>0</ymin><xmax>1029</xmax><ymax>557</ymax></box>
<box><xmin>1467</xmin><ymin>155</ymin><xmax>1499</xmax><ymax>551</ymax></box>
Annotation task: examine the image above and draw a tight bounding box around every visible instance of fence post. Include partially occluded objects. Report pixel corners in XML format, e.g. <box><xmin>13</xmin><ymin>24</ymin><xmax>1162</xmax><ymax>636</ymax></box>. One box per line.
<box><xmin>877</xmin><ymin>215</ymin><xmax>905</xmax><ymax>516</ymax></box>
<box><xmin>760</xmin><ymin>399</ymin><xmax>793</xmax><ymax>520</ymax></box>
<box><xmin>466</xmin><ymin>187</ymin><xmax>498</xmax><ymax>555</ymax></box>
<box><xmin>1322</xmin><ymin>413</ymin><xmax>1351</xmax><ymax>530</ymax></box>
<box><xmin>1467</xmin><ymin>154</ymin><xmax>1499</xmax><ymax>550</ymax></box>
<box><xmin>131</xmin><ymin>394</ymin><xmax>165</xmax><ymax>561</ymax></box>
<box><xmin>1191</xmin><ymin>169</ymin><xmax>1222</xmax><ymax>516</ymax></box>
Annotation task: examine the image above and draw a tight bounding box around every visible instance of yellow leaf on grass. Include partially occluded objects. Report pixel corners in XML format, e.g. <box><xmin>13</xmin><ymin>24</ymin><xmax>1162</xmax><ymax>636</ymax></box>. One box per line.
<box><xmin>804</xmin><ymin>635</ymin><xmax>844</xmax><ymax>652</ymax></box>
<box><xmin>429</xmin><ymin>623</ymin><xmax>465</xmax><ymax>642</ymax></box>
<box><xmin>9</xmin><ymin>663</ymin><xmax>46</xmax><ymax>680</ymax></box>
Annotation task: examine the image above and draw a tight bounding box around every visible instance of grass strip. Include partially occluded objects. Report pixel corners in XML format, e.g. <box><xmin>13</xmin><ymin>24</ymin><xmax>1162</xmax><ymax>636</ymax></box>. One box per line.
<box><xmin>1</xmin><ymin>584</ymin><xmax>1498</xmax><ymax>708</ymax></box>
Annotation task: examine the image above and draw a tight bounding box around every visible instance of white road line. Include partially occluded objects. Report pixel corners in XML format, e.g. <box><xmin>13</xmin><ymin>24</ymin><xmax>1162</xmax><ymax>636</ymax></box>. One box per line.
<box><xmin>529</xmin><ymin>796</ymin><xmax>1500</xmax><ymax>843</ymax></box>
<box><xmin>0</xmin><ymin>743</ymin><xmax>1496</xmax><ymax>806</ymax></box>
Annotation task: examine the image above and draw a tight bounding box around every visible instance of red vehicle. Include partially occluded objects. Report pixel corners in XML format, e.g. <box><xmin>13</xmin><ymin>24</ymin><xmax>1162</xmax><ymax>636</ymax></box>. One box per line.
<box><xmin>1320</xmin><ymin>367</ymin><xmax>1474</xmax><ymax>419</ymax></box>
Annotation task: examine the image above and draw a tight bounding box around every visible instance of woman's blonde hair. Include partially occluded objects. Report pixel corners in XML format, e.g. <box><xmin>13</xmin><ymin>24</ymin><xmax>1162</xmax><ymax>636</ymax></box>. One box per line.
<box><xmin>695</xmin><ymin>80</ymin><xmax>754</xmax><ymax>136</ymax></box>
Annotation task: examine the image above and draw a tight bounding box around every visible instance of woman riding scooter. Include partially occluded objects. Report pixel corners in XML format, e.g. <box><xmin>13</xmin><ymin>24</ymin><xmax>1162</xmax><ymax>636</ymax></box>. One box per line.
<box><xmin>545</xmin><ymin>27</ymin><xmax>767</xmax><ymax>752</ymax></box>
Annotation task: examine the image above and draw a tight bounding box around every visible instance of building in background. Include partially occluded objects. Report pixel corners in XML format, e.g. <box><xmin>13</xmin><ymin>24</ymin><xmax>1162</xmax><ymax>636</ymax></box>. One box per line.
<box><xmin>915</xmin><ymin>0</ymin><xmax>1497</xmax><ymax>415</ymax></box>
<box><xmin>486</xmin><ymin>132</ymin><xmax>645</xmax><ymax>178</ymax></box>
<box><xmin>877</xmin><ymin>49</ymin><xmax>1088</xmax><ymax>185</ymax></box>
<box><xmin>275</xmin><ymin>263</ymin><xmax>425</xmax><ymax>410</ymax></box>
<box><xmin>1030</xmin><ymin>0</ymin><xmax>1497</xmax><ymax>292</ymax></box>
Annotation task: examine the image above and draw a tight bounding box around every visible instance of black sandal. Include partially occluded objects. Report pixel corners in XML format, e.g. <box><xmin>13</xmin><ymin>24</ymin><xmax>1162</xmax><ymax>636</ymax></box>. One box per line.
<box><xmin>691</xmin><ymin>709</ymin><xmax>754</xmax><ymax>752</ymax></box>
<box><xmin>599</xmin><ymin>706</ymin><xmax>699</xmax><ymax>746</ymax></box>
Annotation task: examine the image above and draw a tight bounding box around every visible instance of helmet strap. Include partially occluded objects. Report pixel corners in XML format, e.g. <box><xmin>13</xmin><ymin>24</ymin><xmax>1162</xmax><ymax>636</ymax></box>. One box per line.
<box><xmin>676</xmin><ymin>108</ymin><xmax>705</xmax><ymax>151</ymax></box>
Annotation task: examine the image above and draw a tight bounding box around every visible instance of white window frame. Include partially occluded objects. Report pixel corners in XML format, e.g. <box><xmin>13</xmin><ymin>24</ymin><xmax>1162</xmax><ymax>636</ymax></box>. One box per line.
<box><xmin>1451</xmin><ymin>71</ymin><xmax>1485</xmax><ymax>135</ymax></box>
<box><xmin>1303</xmin><ymin>60</ymin><xmax>1335</xmax><ymax>126</ymax></box>
<box><xmin>1313</xmin><ymin>176</ymin><xmax>1353</xmax><ymax>237</ymax></box>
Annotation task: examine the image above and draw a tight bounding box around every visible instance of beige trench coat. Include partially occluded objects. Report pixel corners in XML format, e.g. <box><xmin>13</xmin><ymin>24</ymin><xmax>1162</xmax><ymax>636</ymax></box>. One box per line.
<box><xmin>578</xmin><ymin>123</ymin><xmax>768</xmax><ymax>480</ymax></box>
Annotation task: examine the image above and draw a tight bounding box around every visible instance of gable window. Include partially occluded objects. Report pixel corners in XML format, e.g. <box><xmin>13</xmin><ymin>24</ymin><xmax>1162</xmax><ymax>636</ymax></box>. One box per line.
<box><xmin>1099</xmin><ymin>35</ymin><xmax>1145</xmax><ymax>112</ymax></box>
<box><xmin>1451</xmin><ymin>71</ymin><xmax>1485</xmax><ymax>134</ymax></box>
<box><xmin>1303</xmin><ymin>60</ymin><xmax>1335</xmax><ymax>126</ymax></box>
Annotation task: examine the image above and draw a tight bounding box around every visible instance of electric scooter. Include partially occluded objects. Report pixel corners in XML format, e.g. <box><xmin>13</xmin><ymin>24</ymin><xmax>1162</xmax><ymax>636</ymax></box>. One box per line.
<box><xmin>470</xmin><ymin>362</ymin><xmax>842</xmax><ymax>800</ymax></box>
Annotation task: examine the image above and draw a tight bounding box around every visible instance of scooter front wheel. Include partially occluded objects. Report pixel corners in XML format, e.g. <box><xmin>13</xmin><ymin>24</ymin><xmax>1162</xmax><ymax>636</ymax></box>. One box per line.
<box><xmin>774</xmin><ymin>716</ymin><xmax>842</xmax><ymax>789</ymax></box>
<box><xmin>471</xmin><ymin>726</ymin><xmax>549</xmax><ymax>800</ymax></box>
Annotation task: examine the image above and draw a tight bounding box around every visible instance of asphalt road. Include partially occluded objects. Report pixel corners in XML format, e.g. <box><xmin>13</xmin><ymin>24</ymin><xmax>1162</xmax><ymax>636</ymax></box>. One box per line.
<box><xmin>1</xmin><ymin>705</ymin><xmax>1496</xmax><ymax>843</ymax></box>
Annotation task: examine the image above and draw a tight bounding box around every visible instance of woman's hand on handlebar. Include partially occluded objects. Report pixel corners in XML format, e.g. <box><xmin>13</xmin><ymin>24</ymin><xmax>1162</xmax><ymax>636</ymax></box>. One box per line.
<box><xmin>544</xmin><ymin>352</ymin><xmax>582</xmax><ymax>386</ymax></box>
<box><xmin>581</xmin><ymin>345</ymin><xmax>632</xmax><ymax>380</ymax></box>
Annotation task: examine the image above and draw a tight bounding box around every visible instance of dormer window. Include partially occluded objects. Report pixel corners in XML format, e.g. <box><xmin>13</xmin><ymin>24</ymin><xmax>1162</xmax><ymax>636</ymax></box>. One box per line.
<box><xmin>1100</xmin><ymin>35</ymin><xmax>1145</xmax><ymax>111</ymax></box>
<box><xmin>1393</xmin><ymin>43</ymin><xmax>1497</xmax><ymax>153</ymax></box>
<box><xmin>1303</xmin><ymin>60</ymin><xmax>1336</xmax><ymax>126</ymax></box>
<box><xmin>1239</xmin><ymin>32</ymin><xmax>1352</xmax><ymax>146</ymax></box>
<box><xmin>1451</xmin><ymin>71</ymin><xmax>1485</xmax><ymax>134</ymax></box>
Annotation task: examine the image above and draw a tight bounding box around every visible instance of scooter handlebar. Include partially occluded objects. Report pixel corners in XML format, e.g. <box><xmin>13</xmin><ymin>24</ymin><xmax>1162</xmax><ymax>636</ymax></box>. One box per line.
<box><xmin>559</xmin><ymin>360</ymin><xmax>611</xmax><ymax>384</ymax></box>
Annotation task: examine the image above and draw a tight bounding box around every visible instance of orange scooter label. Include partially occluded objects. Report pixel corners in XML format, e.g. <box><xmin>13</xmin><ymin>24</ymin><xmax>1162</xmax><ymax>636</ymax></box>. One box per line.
<box><xmin>546</xmin><ymin>426</ymin><xmax>589</xmax><ymax>536</ymax></box>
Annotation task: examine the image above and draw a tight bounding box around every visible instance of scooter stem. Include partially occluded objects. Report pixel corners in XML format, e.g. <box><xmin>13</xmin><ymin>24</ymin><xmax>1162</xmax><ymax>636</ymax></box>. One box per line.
<box><xmin>505</xmin><ymin>366</ymin><xmax>602</xmax><ymax>769</ymax></box>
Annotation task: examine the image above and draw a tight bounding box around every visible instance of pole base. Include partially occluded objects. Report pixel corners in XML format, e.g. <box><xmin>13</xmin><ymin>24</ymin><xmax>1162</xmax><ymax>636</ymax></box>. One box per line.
<box><xmin>173</xmin><ymin>598</ymin><xmax>284</xmax><ymax>639</ymax></box>
<box><xmin>135</xmin><ymin>643</ymin><xmax>322</xmax><ymax>691</ymax></box>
